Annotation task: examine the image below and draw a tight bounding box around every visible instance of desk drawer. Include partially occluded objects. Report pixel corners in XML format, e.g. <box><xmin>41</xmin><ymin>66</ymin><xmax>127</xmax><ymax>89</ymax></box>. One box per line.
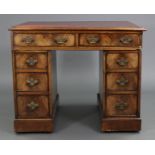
<box><xmin>14</xmin><ymin>33</ymin><xmax>75</xmax><ymax>47</ymax></box>
<box><xmin>106</xmin><ymin>94</ymin><xmax>137</xmax><ymax>117</ymax></box>
<box><xmin>106</xmin><ymin>52</ymin><xmax>139</xmax><ymax>70</ymax></box>
<box><xmin>17</xmin><ymin>95</ymin><xmax>49</xmax><ymax>118</ymax></box>
<box><xmin>106</xmin><ymin>73</ymin><xmax>138</xmax><ymax>91</ymax></box>
<box><xmin>79</xmin><ymin>33</ymin><xmax>140</xmax><ymax>47</ymax></box>
<box><xmin>15</xmin><ymin>53</ymin><xmax>48</xmax><ymax>69</ymax></box>
<box><xmin>16</xmin><ymin>73</ymin><xmax>48</xmax><ymax>91</ymax></box>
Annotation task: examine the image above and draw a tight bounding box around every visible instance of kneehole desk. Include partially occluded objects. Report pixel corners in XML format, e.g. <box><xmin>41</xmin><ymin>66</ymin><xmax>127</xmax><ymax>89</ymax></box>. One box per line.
<box><xmin>9</xmin><ymin>21</ymin><xmax>146</xmax><ymax>132</ymax></box>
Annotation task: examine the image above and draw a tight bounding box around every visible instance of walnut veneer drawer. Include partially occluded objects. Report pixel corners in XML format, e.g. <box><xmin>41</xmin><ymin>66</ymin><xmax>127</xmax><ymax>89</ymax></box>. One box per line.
<box><xmin>106</xmin><ymin>73</ymin><xmax>138</xmax><ymax>91</ymax></box>
<box><xmin>106</xmin><ymin>52</ymin><xmax>139</xmax><ymax>70</ymax></box>
<box><xmin>79</xmin><ymin>33</ymin><xmax>140</xmax><ymax>47</ymax></box>
<box><xmin>15</xmin><ymin>53</ymin><xmax>48</xmax><ymax>69</ymax></box>
<box><xmin>106</xmin><ymin>95</ymin><xmax>137</xmax><ymax>117</ymax></box>
<box><xmin>16</xmin><ymin>73</ymin><xmax>48</xmax><ymax>91</ymax></box>
<box><xmin>14</xmin><ymin>33</ymin><xmax>75</xmax><ymax>47</ymax></box>
<box><xmin>17</xmin><ymin>95</ymin><xmax>49</xmax><ymax>118</ymax></box>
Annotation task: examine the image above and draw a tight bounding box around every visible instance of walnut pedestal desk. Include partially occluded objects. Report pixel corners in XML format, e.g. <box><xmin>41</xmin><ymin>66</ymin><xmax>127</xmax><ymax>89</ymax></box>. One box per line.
<box><xmin>10</xmin><ymin>21</ymin><xmax>145</xmax><ymax>133</ymax></box>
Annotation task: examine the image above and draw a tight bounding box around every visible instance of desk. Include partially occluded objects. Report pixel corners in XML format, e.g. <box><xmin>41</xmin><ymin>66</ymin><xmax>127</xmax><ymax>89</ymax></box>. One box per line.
<box><xmin>10</xmin><ymin>21</ymin><xmax>145</xmax><ymax>132</ymax></box>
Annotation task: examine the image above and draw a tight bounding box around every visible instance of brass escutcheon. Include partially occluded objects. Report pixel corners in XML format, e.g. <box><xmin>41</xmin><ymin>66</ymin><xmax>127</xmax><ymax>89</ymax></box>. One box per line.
<box><xmin>116</xmin><ymin>76</ymin><xmax>129</xmax><ymax>86</ymax></box>
<box><xmin>87</xmin><ymin>36</ymin><xmax>100</xmax><ymax>44</ymax></box>
<box><xmin>22</xmin><ymin>36</ymin><xmax>34</xmax><ymax>44</ymax></box>
<box><xmin>116</xmin><ymin>57</ymin><xmax>128</xmax><ymax>67</ymax></box>
<box><xmin>115</xmin><ymin>102</ymin><xmax>128</xmax><ymax>111</ymax></box>
<box><xmin>26</xmin><ymin>56</ymin><xmax>38</xmax><ymax>66</ymax></box>
<box><xmin>27</xmin><ymin>101</ymin><xmax>39</xmax><ymax>111</ymax></box>
<box><xmin>120</xmin><ymin>36</ymin><xmax>133</xmax><ymax>44</ymax></box>
<box><xmin>26</xmin><ymin>78</ymin><xmax>39</xmax><ymax>87</ymax></box>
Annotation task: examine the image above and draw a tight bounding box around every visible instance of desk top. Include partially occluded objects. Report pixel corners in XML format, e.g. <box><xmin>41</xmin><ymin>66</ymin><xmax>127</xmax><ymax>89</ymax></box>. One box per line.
<box><xmin>10</xmin><ymin>21</ymin><xmax>146</xmax><ymax>31</ymax></box>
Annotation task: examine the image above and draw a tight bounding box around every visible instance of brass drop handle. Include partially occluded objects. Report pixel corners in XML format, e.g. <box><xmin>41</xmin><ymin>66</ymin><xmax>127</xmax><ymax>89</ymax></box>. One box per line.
<box><xmin>115</xmin><ymin>102</ymin><xmax>128</xmax><ymax>111</ymax></box>
<box><xmin>26</xmin><ymin>56</ymin><xmax>38</xmax><ymax>66</ymax></box>
<box><xmin>116</xmin><ymin>76</ymin><xmax>129</xmax><ymax>86</ymax></box>
<box><xmin>27</xmin><ymin>101</ymin><xmax>39</xmax><ymax>111</ymax></box>
<box><xmin>26</xmin><ymin>78</ymin><xmax>39</xmax><ymax>87</ymax></box>
<box><xmin>87</xmin><ymin>36</ymin><xmax>100</xmax><ymax>44</ymax></box>
<box><xmin>54</xmin><ymin>37</ymin><xmax>68</xmax><ymax>44</ymax></box>
<box><xmin>22</xmin><ymin>36</ymin><xmax>34</xmax><ymax>44</ymax></box>
<box><xmin>120</xmin><ymin>36</ymin><xmax>133</xmax><ymax>44</ymax></box>
<box><xmin>116</xmin><ymin>57</ymin><xmax>128</xmax><ymax>67</ymax></box>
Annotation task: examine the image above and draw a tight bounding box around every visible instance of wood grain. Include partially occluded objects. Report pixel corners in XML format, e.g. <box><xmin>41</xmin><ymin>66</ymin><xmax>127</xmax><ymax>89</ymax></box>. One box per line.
<box><xmin>106</xmin><ymin>94</ymin><xmax>137</xmax><ymax>117</ymax></box>
<box><xmin>14</xmin><ymin>119</ymin><xmax>53</xmax><ymax>132</ymax></box>
<box><xmin>15</xmin><ymin>53</ymin><xmax>48</xmax><ymax>69</ymax></box>
<box><xmin>17</xmin><ymin>95</ymin><xmax>49</xmax><ymax>118</ymax></box>
<box><xmin>14</xmin><ymin>33</ymin><xmax>75</xmax><ymax>47</ymax></box>
<box><xmin>10</xmin><ymin>21</ymin><xmax>146</xmax><ymax>31</ymax></box>
<box><xmin>10</xmin><ymin>21</ymin><xmax>145</xmax><ymax>132</ymax></box>
<box><xmin>106</xmin><ymin>73</ymin><xmax>138</xmax><ymax>91</ymax></box>
<box><xmin>16</xmin><ymin>73</ymin><xmax>48</xmax><ymax>91</ymax></box>
<box><xmin>106</xmin><ymin>52</ymin><xmax>139</xmax><ymax>70</ymax></box>
<box><xmin>13</xmin><ymin>46</ymin><xmax>142</xmax><ymax>51</ymax></box>
<box><xmin>101</xmin><ymin>118</ymin><xmax>141</xmax><ymax>132</ymax></box>
<box><xmin>79</xmin><ymin>33</ymin><xmax>140</xmax><ymax>47</ymax></box>
<box><xmin>48</xmin><ymin>51</ymin><xmax>57</xmax><ymax>116</ymax></box>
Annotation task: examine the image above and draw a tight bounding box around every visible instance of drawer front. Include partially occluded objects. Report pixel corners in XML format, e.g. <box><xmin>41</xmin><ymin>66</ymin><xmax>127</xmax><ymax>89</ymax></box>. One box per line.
<box><xmin>79</xmin><ymin>33</ymin><xmax>140</xmax><ymax>47</ymax></box>
<box><xmin>16</xmin><ymin>73</ymin><xmax>48</xmax><ymax>91</ymax></box>
<box><xmin>14</xmin><ymin>33</ymin><xmax>75</xmax><ymax>47</ymax></box>
<box><xmin>15</xmin><ymin>53</ymin><xmax>48</xmax><ymax>69</ymax></box>
<box><xmin>106</xmin><ymin>73</ymin><xmax>138</xmax><ymax>91</ymax></box>
<box><xmin>106</xmin><ymin>52</ymin><xmax>139</xmax><ymax>70</ymax></box>
<box><xmin>106</xmin><ymin>95</ymin><xmax>137</xmax><ymax>117</ymax></box>
<box><xmin>17</xmin><ymin>95</ymin><xmax>49</xmax><ymax>118</ymax></box>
